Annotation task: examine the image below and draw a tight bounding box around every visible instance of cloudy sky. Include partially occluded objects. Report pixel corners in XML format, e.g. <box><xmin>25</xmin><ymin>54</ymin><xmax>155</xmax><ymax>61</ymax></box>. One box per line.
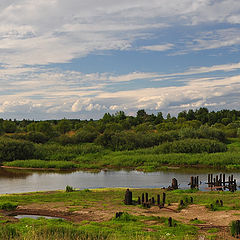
<box><xmin>1</xmin><ymin>0</ymin><xmax>240</xmax><ymax>120</ymax></box>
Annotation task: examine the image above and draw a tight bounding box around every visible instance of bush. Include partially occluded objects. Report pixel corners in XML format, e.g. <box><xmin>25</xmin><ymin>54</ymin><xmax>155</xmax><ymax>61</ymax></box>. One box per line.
<box><xmin>0</xmin><ymin>202</ymin><xmax>18</xmax><ymax>211</ymax></box>
<box><xmin>66</xmin><ymin>185</ymin><xmax>74</xmax><ymax>192</ymax></box>
<box><xmin>0</xmin><ymin>138</ymin><xmax>35</xmax><ymax>162</ymax></box>
<box><xmin>74</xmin><ymin>129</ymin><xmax>98</xmax><ymax>143</ymax></box>
<box><xmin>8</xmin><ymin>132</ymin><xmax>49</xmax><ymax>144</ymax></box>
<box><xmin>157</xmin><ymin>139</ymin><xmax>227</xmax><ymax>154</ymax></box>
<box><xmin>231</xmin><ymin>220</ymin><xmax>240</xmax><ymax>237</ymax></box>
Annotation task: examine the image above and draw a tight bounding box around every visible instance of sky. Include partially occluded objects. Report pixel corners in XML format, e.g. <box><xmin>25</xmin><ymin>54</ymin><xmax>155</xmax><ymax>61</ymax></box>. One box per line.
<box><xmin>1</xmin><ymin>0</ymin><xmax>240</xmax><ymax>120</ymax></box>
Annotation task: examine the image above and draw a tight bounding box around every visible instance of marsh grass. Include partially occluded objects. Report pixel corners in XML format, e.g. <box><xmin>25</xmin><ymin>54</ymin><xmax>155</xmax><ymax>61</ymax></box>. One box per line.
<box><xmin>3</xmin><ymin>138</ymin><xmax>240</xmax><ymax>171</ymax></box>
<box><xmin>4</xmin><ymin>159</ymin><xmax>77</xmax><ymax>170</ymax></box>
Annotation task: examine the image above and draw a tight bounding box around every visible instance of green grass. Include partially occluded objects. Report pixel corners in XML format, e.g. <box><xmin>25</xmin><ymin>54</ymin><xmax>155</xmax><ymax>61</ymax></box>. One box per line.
<box><xmin>4</xmin><ymin>160</ymin><xmax>78</xmax><ymax>170</ymax></box>
<box><xmin>3</xmin><ymin>138</ymin><xmax>240</xmax><ymax>171</ymax></box>
<box><xmin>2</xmin><ymin>188</ymin><xmax>240</xmax><ymax>239</ymax></box>
<box><xmin>0</xmin><ymin>215</ymin><xmax>198</xmax><ymax>240</ymax></box>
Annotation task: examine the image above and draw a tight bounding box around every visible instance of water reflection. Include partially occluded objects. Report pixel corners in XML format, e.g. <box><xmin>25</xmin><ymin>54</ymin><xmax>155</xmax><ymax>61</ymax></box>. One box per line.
<box><xmin>0</xmin><ymin>167</ymin><xmax>240</xmax><ymax>194</ymax></box>
<box><xmin>0</xmin><ymin>167</ymin><xmax>31</xmax><ymax>179</ymax></box>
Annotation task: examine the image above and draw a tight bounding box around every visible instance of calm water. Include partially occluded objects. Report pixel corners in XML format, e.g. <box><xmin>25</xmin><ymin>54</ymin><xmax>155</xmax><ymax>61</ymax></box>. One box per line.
<box><xmin>0</xmin><ymin>167</ymin><xmax>240</xmax><ymax>194</ymax></box>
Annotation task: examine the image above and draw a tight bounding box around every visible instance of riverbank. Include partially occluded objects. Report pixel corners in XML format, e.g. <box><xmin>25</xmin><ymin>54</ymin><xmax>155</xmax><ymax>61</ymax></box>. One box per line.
<box><xmin>3</xmin><ymin>149</ymin><xmax>240</xmax><ymax>172</ymax></box>
<box><xmin>0</xmin><ymin>188</ymin><xmax>239</xmax><ymax>239</ymax></box>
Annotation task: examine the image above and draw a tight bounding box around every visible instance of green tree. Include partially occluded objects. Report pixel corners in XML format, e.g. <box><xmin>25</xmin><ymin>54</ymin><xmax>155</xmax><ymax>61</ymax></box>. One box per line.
<box><xmin>57</xmin><ymin>119</ymin><xmax>71</xmax><ymax>134</ymax></box>
<box><xmin>3</xmin><ymin>120</ymin><xmax>17</xmax><ymax>133</ymax></box>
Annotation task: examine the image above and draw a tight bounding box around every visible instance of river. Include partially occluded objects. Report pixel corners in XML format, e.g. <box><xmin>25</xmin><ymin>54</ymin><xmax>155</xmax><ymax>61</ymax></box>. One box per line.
<box><xmin>0</xmin><ymin>167</ymin><xmax>239</xmax><ymax>194</ymax></box>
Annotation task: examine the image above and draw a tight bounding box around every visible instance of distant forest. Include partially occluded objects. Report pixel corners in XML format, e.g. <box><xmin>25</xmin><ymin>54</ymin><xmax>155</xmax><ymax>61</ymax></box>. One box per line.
<box><xmin>0</xmin><ymin>108</ymin><xmax>239</xmax><ymax>148</ymax></box>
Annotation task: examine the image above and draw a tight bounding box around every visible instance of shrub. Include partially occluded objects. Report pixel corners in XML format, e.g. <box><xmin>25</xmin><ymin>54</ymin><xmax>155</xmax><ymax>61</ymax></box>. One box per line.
<box><xmin>0</xmin><ymin>138</ymin><xmax>35</xmax><ymax>162</ymax></box>
<box><xmin>74</xmin><ymin>129</ymin><xmax>98</xmax><ymax>143</ymax></box>
<box><xmin>157</xmin><ymin>139</ymin><xmax>227</xmax><ymax>154</ymax></box>
<box><xmin>230</xmin><ymin>220</ymin><xmax>240</xmax><ymax>237</ymax></box>
<box><xmin>0</xmin><ymin>202</ymin><xmax>18</xmax><ymax>211</ymax></box>
<box><xmin>66</xmin><ymin>185</ymin><xmax>74</xmax><ymax>192</ymax></box>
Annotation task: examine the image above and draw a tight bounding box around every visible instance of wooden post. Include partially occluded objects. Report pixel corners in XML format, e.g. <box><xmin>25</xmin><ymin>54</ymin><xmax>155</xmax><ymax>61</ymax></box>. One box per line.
<box><xmin>208</xmin><ymin>174</ymin><xmax>210</xmax><ymax>187</ymax></box>
<box><xmin>223</xmin><ymin>174</ymin><xmax>225</xmax><ymax>186</ymax></box>
<box><xmin>137</xmin><ymin>196</ymin><xmax>141</xmax><ymax>205</ymax></box>
<box><xmin>190</xmin><ymin>197</ymin><xmax>193</xmax><ymax>203</ymax></box>
<box><xmin>172</xmin><ymin>178</ymin><xmax>178</xmax><ymax>190</ymax></box>
<box><xmin>233</xmin><ymin>179</ymin><xmax>237</xmax><ymax>192</ymax></box>
<box><xmin>163</xmin><ymin>192</ymin><xmax>166</xmax><ymax>206</ymax></box>
<box><xmin>180</xmin><ymin>200</ymin><xmax>184</xmax><ymax>206</ymax></box>
<box><xmin>152</xmin><ymin>197</ymin><xmax>155</xmax><ymax>205</ymax></box>
<box><xmin>142</xmin><ymin>193</ymin><xmax>144</xmax><ymax>203</ymax></box>
<box><xmin>124</xmin><ymin>189</ymin><xmax>132</xmax><ymax>205</ymax></box>
<box><xmin>220</xmin><ymin>200</ymin><xmax>223</xmax><ymax>206</ymax></box>
<box><xmin>157</xmin><ymin>194</ymin><xmax>160</xmax><ymax>205</ymax></box>
<box><xmin>116</xmin><ymin>212</ymin><xmax>123</xmax><ymax>218</ymax></box>
<box><xmin>168</xmin><ymin>217</ymin><xmax>172</xmax><ymax>227</ymax></box>
<box><xmin>237</xmin><ymin>220</ymin><xmax>240</xmax><ymax>236</ymax></box>
<box><xmin>196</xmin><ymin>176</ymin><xmax>199</xmax><ymax>187</ymax></box>
<box><xmin>216</xmin><ymin>175</ymin><xmax>219</xmax><ymax>186</ymax></box>
<box><xmin>145</xmin><ymin>193</ymin><xmax>148</xmax><ymax>203</ymax></box>
<box><xmin>210</xmin><ymin>174</ymin><xmax>213</xmax><ymax>190</ymax></box>
<box><xmin>190</xmin><ymin>176</ymin><xmax>194</xmax><ymax>189</ymax></box>
<box><xmin>228</xmin><ymin>176</ymin><xmax>231</xmax><ymax>189</ymax></box>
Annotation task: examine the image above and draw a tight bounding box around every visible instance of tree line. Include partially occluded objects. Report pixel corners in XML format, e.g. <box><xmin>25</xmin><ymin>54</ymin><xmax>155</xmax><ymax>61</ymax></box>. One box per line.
<box><xmin>0</xmin><ymin>107</ymin><xmax>239</xmax><ymax>162</ymax></box>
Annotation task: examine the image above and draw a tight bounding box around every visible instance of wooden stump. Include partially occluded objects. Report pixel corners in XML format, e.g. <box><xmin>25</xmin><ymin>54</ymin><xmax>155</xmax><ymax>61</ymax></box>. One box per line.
<box><xmin>163</xmin><ymin>192</ymin><xmax>166</xmax><ymax>206</ymax></box>
<box><xmin>124</xmin><ymin>189</ymin><xmax>132</xmax><ymax>205</ymax></box>
<box><xmin>168</xmin><ymin>217</ymin><xmax>172</xmax><ymax>227</ymax></box>
<box><xmin>145</xmin><ymin>193</ymin><xmax>148</xmax><ymax>203</ymax></box>
<box><xmin>157</xmin><ymin>194</ymin><xmax>160</xmax><ymax>205</ymax></box>
<box><xmin>141</xmin><ymin>193</ymin><xmax>144</xmax><ymax>203</ymax></box>
<box><xmin>172</xmin><ymin>178</ymin><xmax>178</xmax><ymax>190</ymax></box>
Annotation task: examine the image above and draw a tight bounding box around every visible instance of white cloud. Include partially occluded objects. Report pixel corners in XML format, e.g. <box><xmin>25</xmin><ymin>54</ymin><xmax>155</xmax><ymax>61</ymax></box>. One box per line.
<box><xmin>0</xmin><ymin>64</ymin><xmax>240</xmax><ymax>119</ymax></box>
<box><xmin>108</xmin><ymin>72</ymin><xmax>159</xmax><ymax>82</ymax></box>
<box><xmin>140</xmin><ymin>43</ymin><xmax>174</xmax><ymax>51</ymax></box>
<box><xmin>0</xmin><ymin>1</ymin><xmax>240</xmax><ymax>66</ymax></box>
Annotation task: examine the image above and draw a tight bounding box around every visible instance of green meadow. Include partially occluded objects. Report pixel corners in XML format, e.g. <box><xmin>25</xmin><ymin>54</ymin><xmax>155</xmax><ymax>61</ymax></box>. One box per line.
<box><xmin>1</xmin><ymin>188</ymin><xmax>240</xmax><ymax>239</ymax></box>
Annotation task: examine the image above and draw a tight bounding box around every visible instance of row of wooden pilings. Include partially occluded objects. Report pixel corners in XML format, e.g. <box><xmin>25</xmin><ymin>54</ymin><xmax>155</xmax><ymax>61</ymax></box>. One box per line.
<box><xmin>171</xmin><ymin>177</ymin><xmax>199</xmax><ymax>190</ymax></box>
<box><xmin>207</xmin><ymin>174</ymin><xmax>237</xmax><ymax>192</ymax></box>
<box><xmin>124</xmin><ymin>189</ymin><xmax>166</xmax><ymax>208</ymax></box>
<box><xmin>172</xmin><ymin>174</ymin><xmax>237</xmax><ymax>192</ymax></box>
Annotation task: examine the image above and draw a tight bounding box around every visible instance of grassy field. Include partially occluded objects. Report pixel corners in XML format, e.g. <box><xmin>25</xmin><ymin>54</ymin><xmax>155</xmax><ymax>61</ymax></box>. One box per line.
<box><xmin>0</xmin><ymin>188</ymin><xmax>240</xmax><ymax>239</ymax></box>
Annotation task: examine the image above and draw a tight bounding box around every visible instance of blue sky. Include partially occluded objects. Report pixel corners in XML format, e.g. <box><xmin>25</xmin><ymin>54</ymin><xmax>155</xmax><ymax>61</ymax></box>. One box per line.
<box><xmin>0</xmin><ymin>0</ymin><xmax>240</xmax><ymax>120</ymax></box>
